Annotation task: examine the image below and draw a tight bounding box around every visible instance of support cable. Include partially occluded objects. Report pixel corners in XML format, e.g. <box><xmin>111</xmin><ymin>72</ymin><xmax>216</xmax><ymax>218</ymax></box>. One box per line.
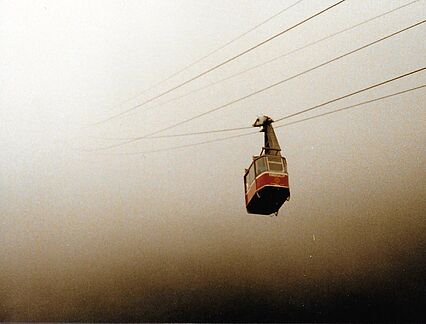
<box><xmin>124</xmin><ymin>0</ymin><xmax>420</xmax><ymax>118</ymax></box>
<box><xmin>90</xmin><ymin>19</ymin><xmax>425</xmax><ymax>150</ymax></box>
<box><xmin>102</xmin><ymin>66</ymin><xmax>426</xmax><ymax>140</ymax></box>
<box><xmin>115</xmin><ymin>0</ymin><xmax>304</xmax><ymax>107</ymax></box>
<box><xmin>91</xmin><ymin>0</ymin><xmax>347</xmax><ymax>125</ymax></box>
<box><xmin>112</xmin><ymin>83</ymin><xmax>425</xmax><ymax>156</ymax></box>
<box><xmin>84</xmin><ymin>65</ymin><xmax>425</xmax><ymax>155</ymax></box>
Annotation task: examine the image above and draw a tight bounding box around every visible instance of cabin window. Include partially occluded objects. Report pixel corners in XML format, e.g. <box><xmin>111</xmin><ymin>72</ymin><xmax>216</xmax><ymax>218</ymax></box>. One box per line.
<box><xmin>282</xmin><ymin>158</ymin><xmax>288</xmax><ymax>173</ymax></box>
<box><xmin>247</xmin><ymin>164</ymin><xmax>255</xmax><ymax>186</ymax></box>
<box><xmin>269</xmin><ymin>162</ymin><xmax>283</xmax><ymax>172</ymax></box>
<box><xmin>267</xmin><ymin>156</ymin><xmax>284</xmax><ymax>172</ymax></box>
<box><xmin>267</xmin><ymin>156</ymin><xmax>282</xmax><ymax>163</ymax></box>
<box><xmin>255</xmin><ymin>157</ymin><xmax>267</xmax><ymax>175</ymax></box>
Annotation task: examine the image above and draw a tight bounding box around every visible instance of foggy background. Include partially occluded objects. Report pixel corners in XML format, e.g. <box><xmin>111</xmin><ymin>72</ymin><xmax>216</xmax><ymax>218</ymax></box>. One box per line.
<box><xmin>1</xmin><ymin>0</ymin><xmax>425</xmax><ymax>321</ymax></box>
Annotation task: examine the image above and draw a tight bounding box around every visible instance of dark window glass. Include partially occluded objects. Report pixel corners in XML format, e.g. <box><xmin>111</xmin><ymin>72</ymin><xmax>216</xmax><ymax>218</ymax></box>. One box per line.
<box><xmin>269</xmin><ymin>162</ymin><xmax>283</xmax><ymax>172</ymax></box>
<box><xmin>255</xmin><ymin>157</ymin><xmax>268</xmax><ymax>175</ymax></box>
<box><xmin>282</xmin><ymin>158</ymin><xmax>287</xmax><ymax>173</ymax></box>
<box><xmin>267</xmin><ymin>156</ymin><xmax>282</xmax><ymax>163</ymax></box>
<box><xmin>247</xmin><ymin>164</ymin><xmax>255</xmax><ymax>186</ymax></box>
<box><xmin>249</xmin><ymin>165</ymin><xmax>255</xmax><ymax>183</ymax></box>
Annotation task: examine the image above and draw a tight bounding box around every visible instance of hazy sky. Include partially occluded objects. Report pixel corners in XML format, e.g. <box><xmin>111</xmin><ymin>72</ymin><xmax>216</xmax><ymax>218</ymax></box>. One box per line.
<box><xmin>1</xmin><ymin>0</ymin><xmax>425</xmax><ymax>321</ymax></box>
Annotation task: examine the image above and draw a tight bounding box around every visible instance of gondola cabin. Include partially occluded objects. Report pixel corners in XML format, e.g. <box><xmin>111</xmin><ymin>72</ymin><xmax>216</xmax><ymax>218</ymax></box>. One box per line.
<box><xmin>244</xmin><ymin>116</ymin><xmax>290</xmax><ymax>215</ymax></box>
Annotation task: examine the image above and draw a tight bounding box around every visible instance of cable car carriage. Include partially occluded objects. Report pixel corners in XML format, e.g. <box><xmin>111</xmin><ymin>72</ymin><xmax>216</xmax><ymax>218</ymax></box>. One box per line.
<box><xmin>244</xmin><ymin>116</ymin><xmax>290</xmax><ymax>215</ymax></box>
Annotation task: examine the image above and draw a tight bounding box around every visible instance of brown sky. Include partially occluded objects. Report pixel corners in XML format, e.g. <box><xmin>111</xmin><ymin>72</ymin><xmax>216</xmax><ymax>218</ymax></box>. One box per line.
<box><xmin>1</xmin><ymin>0</ymin><xmax>425</xmax><ymax>321</ymax></box>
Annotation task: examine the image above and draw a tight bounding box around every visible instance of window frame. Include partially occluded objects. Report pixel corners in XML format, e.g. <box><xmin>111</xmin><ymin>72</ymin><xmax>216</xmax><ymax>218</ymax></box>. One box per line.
<box><xmin>245</xmin><ymin>155</ymin><xmax>288</xmax><ymax>192</ymax></box>
<box><xmin>255</xmin><ymin>156</ymin><xmax>268</xmax><ymax>176</ymax></box>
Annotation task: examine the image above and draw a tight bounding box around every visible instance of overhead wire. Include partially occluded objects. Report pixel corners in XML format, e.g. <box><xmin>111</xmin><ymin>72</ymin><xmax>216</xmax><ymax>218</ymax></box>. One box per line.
<box><xmin>274</xmin><ymin>83</ymin><xmax>426</xmax><ymax>129</ymax></box>
<box><xmin>142</xmin><ymin>19</ymin><xmax>426</xmax><ymax>137</ymax></box>
<box><xmin>106</xmin><ymin>131</ymin><xmax>258</xmax><ymax>156</ymax></box>
<box><xmin>108</xmin><ymin>66</ymin><xmax>426</xmax><ymax>140</ymax></box>
<box><xmin>90</xmin><ymin>0</ymin><xmax>347</xmax><ymax>126</ymax></box>
<box><xmin>122</xmin><ymin>0</ymin><xmax>420</xmax><ymax>119</ymax></box>
<box><xmin>114</xmin><ymin>0</ymin><xmax>305</xmax><ymax>106</ymax></box>
<box><xmin>95</xmin><ymin>125</ymin><xmax>252</xmax><ymax>141</ymax></box>
<box><xmin>90</xmin><ymin>19</ymin><xmax>426</xmax><ymax>150</ymax></box>
<box><xmin>87</xmin><ymin>66</ymin><xmax>426</xmax><ymax>145</ymax></box>
<box><xmin>105</xmin><ymin>83</ymin><xmax>426</xmax><ymax>156</ymax></box>
<box><xmin>273</xmin><ymin>67</ymin><xmax>426</xmax><ymax>123</ymax></box>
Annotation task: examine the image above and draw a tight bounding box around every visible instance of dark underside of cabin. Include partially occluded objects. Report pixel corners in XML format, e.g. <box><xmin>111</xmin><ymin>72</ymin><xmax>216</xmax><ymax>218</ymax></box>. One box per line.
<box><xmin>246</xmin><ymin>185</ymin><xmax>290</xmax><ymax>215</ymax></box>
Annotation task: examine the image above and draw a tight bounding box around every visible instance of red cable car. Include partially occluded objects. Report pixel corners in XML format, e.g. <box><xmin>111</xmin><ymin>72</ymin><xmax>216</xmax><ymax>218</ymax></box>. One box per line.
<box><xmin>244</xmin><ymin>116</ymin><xmax>290</xmax><ymax>215</ymax></box>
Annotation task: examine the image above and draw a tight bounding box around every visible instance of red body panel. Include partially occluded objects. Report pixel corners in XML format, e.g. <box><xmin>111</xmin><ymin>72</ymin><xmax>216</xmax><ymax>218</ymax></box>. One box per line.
<box><xmin>245</xmin><ymin>172</ymin><xmax>289</xmax><ymax>205</ymax></box>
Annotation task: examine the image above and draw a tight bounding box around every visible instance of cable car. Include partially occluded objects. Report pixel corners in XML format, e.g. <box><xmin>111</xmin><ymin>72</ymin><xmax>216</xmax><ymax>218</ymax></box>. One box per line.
<box><xmin>244</xmin><ymin>116</ymin><xmax>290</xmax><ymax>215</ymax></box>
